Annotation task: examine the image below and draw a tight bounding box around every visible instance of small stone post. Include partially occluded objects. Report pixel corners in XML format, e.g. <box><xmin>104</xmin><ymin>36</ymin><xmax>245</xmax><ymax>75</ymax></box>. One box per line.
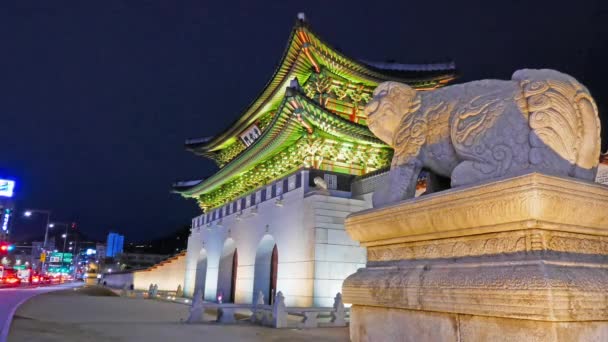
<box><xmin>186</xmin><ymin>288</ymin><xmax>204</xmax><ymax>323</ymax></box>
<box><xmin>176</xmin><ymin>284</ymin><xmax>183</xmax><ymax>297</ymax></box>
<box><xmin>272</xmin><ymin>291</ymin><xmax>287</xmax><ymax>328</ymax></box>
<box><xmin>331</xmin><ymin>292</ymin><xmax>346</xmax><ymax>326</ymax></box>
<box><xmin>251</xmin><ymin>290</ymin><xmax>265</xmax><ymax>323</ymax></box>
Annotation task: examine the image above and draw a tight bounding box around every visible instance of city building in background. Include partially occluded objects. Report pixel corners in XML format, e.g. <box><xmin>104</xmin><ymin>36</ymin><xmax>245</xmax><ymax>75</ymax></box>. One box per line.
<box><xmin>118</xmin><ymin>252</ymin><xmax>169</xmax><ymax>269</ymax></box>
<box><xmin>123</xmin><ymin>226</ymin><xmax>189</xmax><ymax>255</ymax></box>
<box><xmin>173</xmin><ymin>15</ymin><xmax>457</xmax><ymax>306</ymax></box>
<box><xmin>96</xmin><ymin>243</ymin><xmax>106</xmax><ymax>260</ymax></box>
<box><xmin>0</xmin><ymin>179</ymin><xmax>16</xmax><ymax>241</ymax></box>
<box><xmin>106</xmin><ymin>232</ymin><xmax>124</xmax><ymax>258</ymax></box>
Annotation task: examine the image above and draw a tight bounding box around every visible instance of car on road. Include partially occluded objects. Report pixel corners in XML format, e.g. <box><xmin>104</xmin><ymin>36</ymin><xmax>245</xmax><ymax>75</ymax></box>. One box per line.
<box><xmin>0</xmin><ymin>268</ymin><xmax>22</xmax><ymax>288</ymax></box>
<box><xmin>39</xmin><ymin>274</ymin><xmax>53</xmax><ymax>285</ymax></box>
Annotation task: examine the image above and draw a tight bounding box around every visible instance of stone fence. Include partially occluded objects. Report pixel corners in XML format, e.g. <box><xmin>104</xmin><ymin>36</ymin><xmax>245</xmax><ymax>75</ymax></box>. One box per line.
<box><xmin>114</xmin><ymin>284</ymin><xmax>349</xmax><ymax>329</ymax></box>
<box><xmin>187</xmin><ymin>290</ymin><xmax>349</xmax><ymax>329</ymax></box>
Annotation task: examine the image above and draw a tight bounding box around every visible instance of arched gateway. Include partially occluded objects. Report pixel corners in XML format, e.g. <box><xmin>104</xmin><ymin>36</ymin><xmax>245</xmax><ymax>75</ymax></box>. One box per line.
<box><xmin>194</xmin><ymin>248</ymin><xmax>207</xmax><ymax>298</ymax></box>
<box><xmin>217</xmin><ymin>238</ymin><xmax>237</xmax><ymax>303</ymax></box>
<box><xmin>253</xmin><ymin>235</ymin><xmax>278</xmax><ymax>305</ymax></box>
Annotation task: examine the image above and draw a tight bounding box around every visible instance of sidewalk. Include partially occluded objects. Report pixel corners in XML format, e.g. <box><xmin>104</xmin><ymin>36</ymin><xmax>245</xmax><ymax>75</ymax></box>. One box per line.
<box><xmin>8</xmin><ymin>286</ymin><xmax>349</xmax><ymax>342</ymax></box>
<box><xmin>0</xmin><ymin>282</ymin><xmax>81</xmax><ymax>342</ymax></box>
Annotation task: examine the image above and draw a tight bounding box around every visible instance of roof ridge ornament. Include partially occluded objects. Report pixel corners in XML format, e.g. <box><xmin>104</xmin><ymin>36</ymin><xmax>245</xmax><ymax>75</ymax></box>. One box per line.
<box><xmin>286</xmin><ymin>78</ymin><xmax>301</xmax><ymax>98</ymax></box>
<box><xmin>289</xmin><ymin>78</ymin><xmax>301</xmax><ymax>90</ymax></box>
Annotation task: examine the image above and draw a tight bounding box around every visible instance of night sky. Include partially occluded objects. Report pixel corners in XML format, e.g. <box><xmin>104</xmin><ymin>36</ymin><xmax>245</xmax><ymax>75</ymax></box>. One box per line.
<box><xmin>1</xmin><ymin>1</ymin><xmax>606</xmax><ymax>242</ymax></box>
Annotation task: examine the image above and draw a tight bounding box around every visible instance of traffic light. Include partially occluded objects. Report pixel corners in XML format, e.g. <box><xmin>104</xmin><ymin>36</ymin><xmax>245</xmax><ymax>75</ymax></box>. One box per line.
<box><xmin>0</xmin><ymin>242</ymin><xmax>13</xmax><ymax>255</ymax></box>
<box><xmin>71</xmin><ymin>222</ymin><xmax>77</xmax><ymax>230</ymax></box>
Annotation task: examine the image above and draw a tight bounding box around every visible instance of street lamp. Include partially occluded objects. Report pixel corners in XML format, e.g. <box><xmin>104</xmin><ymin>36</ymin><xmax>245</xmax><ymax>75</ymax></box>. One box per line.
<box><xmin>49</xmin><ymin>222</ymin><xmax>72</xmax><ymax>282</ymax></box>
<box><xmin>23</xmin><ymin>209</ymin><xmax>51</xmax><ymax>249</ymax></box>
<box><xmin>23</xmin><ymin>209</ymin><xmax>52</xmax><ymax>272</ymax></box>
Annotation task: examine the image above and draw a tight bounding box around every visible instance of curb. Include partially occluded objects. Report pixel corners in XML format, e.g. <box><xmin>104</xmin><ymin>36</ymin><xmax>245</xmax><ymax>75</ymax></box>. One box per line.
<box><xmin>0</xmin><ymin>284</ymin><xmax>80</xmax><ymax>342</ymax></box>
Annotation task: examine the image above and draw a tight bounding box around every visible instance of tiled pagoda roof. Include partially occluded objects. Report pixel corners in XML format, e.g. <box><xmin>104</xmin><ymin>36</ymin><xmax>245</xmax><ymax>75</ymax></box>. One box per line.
<box><xmin>175</xmin><ymin>85</ymin><xmax>388</xmax><ymax>197</ymax></box>
<box><xmin>184</xmin><ymin>15</ymin><xmax>456</xmax><ymax>158</ymax></box>
<box><xmin>175</xmin><ymin>14</ymin><xmax>458</xmax><ymax>207</ymax></box>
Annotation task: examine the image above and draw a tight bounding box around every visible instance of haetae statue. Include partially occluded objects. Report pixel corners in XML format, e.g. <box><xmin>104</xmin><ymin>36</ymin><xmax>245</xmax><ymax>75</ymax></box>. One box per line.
<box><xmin>366</xmin><ymin>69</ymin><xmax>601</xmax><ymax>207</ymax></box>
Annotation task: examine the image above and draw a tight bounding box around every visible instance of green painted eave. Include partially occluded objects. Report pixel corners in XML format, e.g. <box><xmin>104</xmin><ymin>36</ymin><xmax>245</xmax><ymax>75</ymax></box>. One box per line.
<box><xmin>177</xmin><ymin>96</ymin><xmax>302</xmax><ymax>197</ymax></box>
<box><xmin>174</xmin><ymin>89</ymin><xmax>389</xmax><ymax>198</ymax></box>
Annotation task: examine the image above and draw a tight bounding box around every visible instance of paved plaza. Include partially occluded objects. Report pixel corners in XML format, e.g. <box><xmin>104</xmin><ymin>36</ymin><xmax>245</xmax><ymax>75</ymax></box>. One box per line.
<box><xmin>8</xmin><ymin>286</ymin><xmax>348</xmax><ymax>342</ymax></box>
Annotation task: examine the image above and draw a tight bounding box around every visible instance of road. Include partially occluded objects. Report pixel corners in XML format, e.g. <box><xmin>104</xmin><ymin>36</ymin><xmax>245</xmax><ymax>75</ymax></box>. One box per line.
<box><xmin>8</xmin><ymin>287</ymin><xmax>348</xmax><ymax>342</ymax></box>
<box><xmin>0</xmin><ymin>282</ymin><xmax>81</xmax><ymax>342</ymax></box>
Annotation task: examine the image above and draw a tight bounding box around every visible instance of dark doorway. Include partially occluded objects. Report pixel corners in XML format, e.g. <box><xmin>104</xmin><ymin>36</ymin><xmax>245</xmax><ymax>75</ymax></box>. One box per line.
<box><xmin>269</xmin><ymin>244</ymin><xmax>278</xmax><ymax>305</ymax></box>
<box><xmin>230</xmin><ymin>249</ymin><xmax>238</xmax><ymax>303</ymax></box>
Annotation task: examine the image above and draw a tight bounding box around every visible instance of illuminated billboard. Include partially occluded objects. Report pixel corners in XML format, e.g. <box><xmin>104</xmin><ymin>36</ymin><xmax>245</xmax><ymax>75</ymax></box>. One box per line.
<box><xmin>0</xmin><ymin>180</ymin><xmax>15</xmax><ymax>198</ymax></box>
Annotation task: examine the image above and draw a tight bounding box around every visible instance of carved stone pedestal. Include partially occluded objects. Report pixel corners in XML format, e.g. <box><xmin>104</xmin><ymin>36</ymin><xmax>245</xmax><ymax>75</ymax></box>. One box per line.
<box><xmin>343</xmin><ymin>173</ymin><xmax>608</xmax><ymax>342</ymax></box>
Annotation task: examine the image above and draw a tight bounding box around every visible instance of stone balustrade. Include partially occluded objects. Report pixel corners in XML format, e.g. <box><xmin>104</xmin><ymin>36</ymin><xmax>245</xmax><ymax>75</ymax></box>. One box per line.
<box><xmin>117</xmin><ymin>285</ymin><xmax>349</xmax><ymax>328</ymax></box>
<box><xmin>186</xmin><ymin>291</ymin><xmax>349</xmax><ymax>328</ymax></box>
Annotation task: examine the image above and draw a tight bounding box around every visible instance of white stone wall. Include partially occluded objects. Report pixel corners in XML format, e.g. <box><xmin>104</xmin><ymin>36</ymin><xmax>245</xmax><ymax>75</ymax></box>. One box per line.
<box><xmin>183</xmin><ymin>233</ymin><xmax>202</xmax><ymax>296</ymax></box>
<box><xmin>306</xmin><ymin>195</ymin><xmax>369</xmax><ymax>307</ymax></box>
<box><xmin>183</xmin><ymin>169</ymin><xmax>373</xmax><ymax>307</ymax></box>
<box><xmin>133</xmin><ymin>253</ymin><xmax>186</xmax><ymax>292</ymax></box>
<box><xmin>192</xmin><ymin>185</ymin><xmax>312</xmax><ymax>306</ymax></box>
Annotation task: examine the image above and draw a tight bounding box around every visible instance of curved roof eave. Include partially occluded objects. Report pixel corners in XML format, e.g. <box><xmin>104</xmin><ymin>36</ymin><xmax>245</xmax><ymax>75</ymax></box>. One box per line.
<box><xmin>185</xmin><ymin>17</ymin><xmax>457</xmax><ymax>156</ymax></box>
<box><xmin>174</xmin><ymin>88</ymin><xmax>390</xmax><ymax>197</ymax></box>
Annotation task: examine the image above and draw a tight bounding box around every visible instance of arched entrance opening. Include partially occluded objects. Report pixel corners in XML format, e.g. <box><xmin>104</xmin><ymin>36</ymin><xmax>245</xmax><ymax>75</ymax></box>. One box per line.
<box><xmin>194</xmin><ymin>248</ymin><xmax>207</xmax><ymax>299</ymax></box>
<box><xmin>217</xmin><ymin>238</ymin><xmax>237</xmax><ymax>303</ymax></box>
<box><xmin>253</xmin><ymin>235</ymin><xmax>278</xmax><ymax>305</ymax></box>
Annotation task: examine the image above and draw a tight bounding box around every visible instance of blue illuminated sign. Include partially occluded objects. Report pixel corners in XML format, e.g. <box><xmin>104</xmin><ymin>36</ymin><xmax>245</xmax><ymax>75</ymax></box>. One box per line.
<box><xmin>0</xmin><ymin>180</ymin><xmax>15</xmax><ymax>198</ymax></box>
<box><xmin>2</xmin><ymin>209</ymin><xmax>11</xmax><ymax>232</ymax></box>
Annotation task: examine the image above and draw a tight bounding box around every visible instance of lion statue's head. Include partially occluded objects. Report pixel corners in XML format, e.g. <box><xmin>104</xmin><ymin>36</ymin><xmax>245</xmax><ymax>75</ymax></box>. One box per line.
<box><xmin>365</xmin><ymin>82</ymin><xmax>419</xmax><ymax>146</ymax></box>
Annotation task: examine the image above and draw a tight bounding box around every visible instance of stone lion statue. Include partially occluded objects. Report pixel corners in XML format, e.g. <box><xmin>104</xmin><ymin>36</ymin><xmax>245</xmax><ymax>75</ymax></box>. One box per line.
<box><xmin>366</xmin><ymin>69</ymin><xmax>601</xmax><ymax>207</ymax></box>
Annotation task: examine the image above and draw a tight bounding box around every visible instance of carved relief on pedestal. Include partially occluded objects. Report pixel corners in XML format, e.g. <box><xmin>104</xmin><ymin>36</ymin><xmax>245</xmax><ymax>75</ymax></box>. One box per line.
<box><xmin>368</xmin><ymin>229</ymin><xmax>608</xmax><ymax>262</ymax></box>
<box><xmin>367</xmin><ymin>231</ymin><xmax>528</xmax><ymax>261</ymax></box>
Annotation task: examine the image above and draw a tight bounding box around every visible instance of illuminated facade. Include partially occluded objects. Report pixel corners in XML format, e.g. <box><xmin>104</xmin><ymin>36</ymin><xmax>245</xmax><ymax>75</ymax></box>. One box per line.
<box><xmin>175</xmin><ymin>14</ymin><xmax>456</xmax><ymax>306</ymax></box>
<box><xmin>106</xmin><ymin>232</ymin><xmax>124</xmax><ymax>258</ymax></box>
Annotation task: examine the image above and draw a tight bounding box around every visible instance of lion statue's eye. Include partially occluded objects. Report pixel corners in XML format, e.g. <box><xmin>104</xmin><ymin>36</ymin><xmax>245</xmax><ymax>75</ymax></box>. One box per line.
<box><xmin>366</xmin><ymin>100</ymin><xmax>380</xmax><ymax>114</ymax></box>
<box><xmin>373</xmin><ymin>83</ymin><xmax>392</xmax><ymax>97</ymax></box>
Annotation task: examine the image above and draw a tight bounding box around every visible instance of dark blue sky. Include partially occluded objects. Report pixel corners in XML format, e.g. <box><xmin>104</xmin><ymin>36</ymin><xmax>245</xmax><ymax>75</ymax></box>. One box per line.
<box><xmin>1</xmin><ymin>1</ymin><xmax>606</xmax><ymax>242</ymax></box>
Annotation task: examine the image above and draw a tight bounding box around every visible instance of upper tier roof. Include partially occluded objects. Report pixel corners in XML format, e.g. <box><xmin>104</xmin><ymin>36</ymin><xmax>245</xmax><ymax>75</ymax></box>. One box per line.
<box><xmin>185</xmin><ymin>14</ymin><xmax>457</xmax><ymax>158</ymax></box>
<box><xmin>175</xmin><ymin>84</ymin><xmax>390</xmax><ymax>198</ymax></box>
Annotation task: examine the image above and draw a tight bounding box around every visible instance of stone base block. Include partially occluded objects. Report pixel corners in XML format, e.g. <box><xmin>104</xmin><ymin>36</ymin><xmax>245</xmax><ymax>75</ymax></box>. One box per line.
<box><xmin>351</xmin><ymin>305</ymin><xmax>608</xmax><ymax>342</ymax></box>
<box><xmin>343</xmin><ymin>174</ymin><xmax>608</xmax><ymax>341</ymax></box>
